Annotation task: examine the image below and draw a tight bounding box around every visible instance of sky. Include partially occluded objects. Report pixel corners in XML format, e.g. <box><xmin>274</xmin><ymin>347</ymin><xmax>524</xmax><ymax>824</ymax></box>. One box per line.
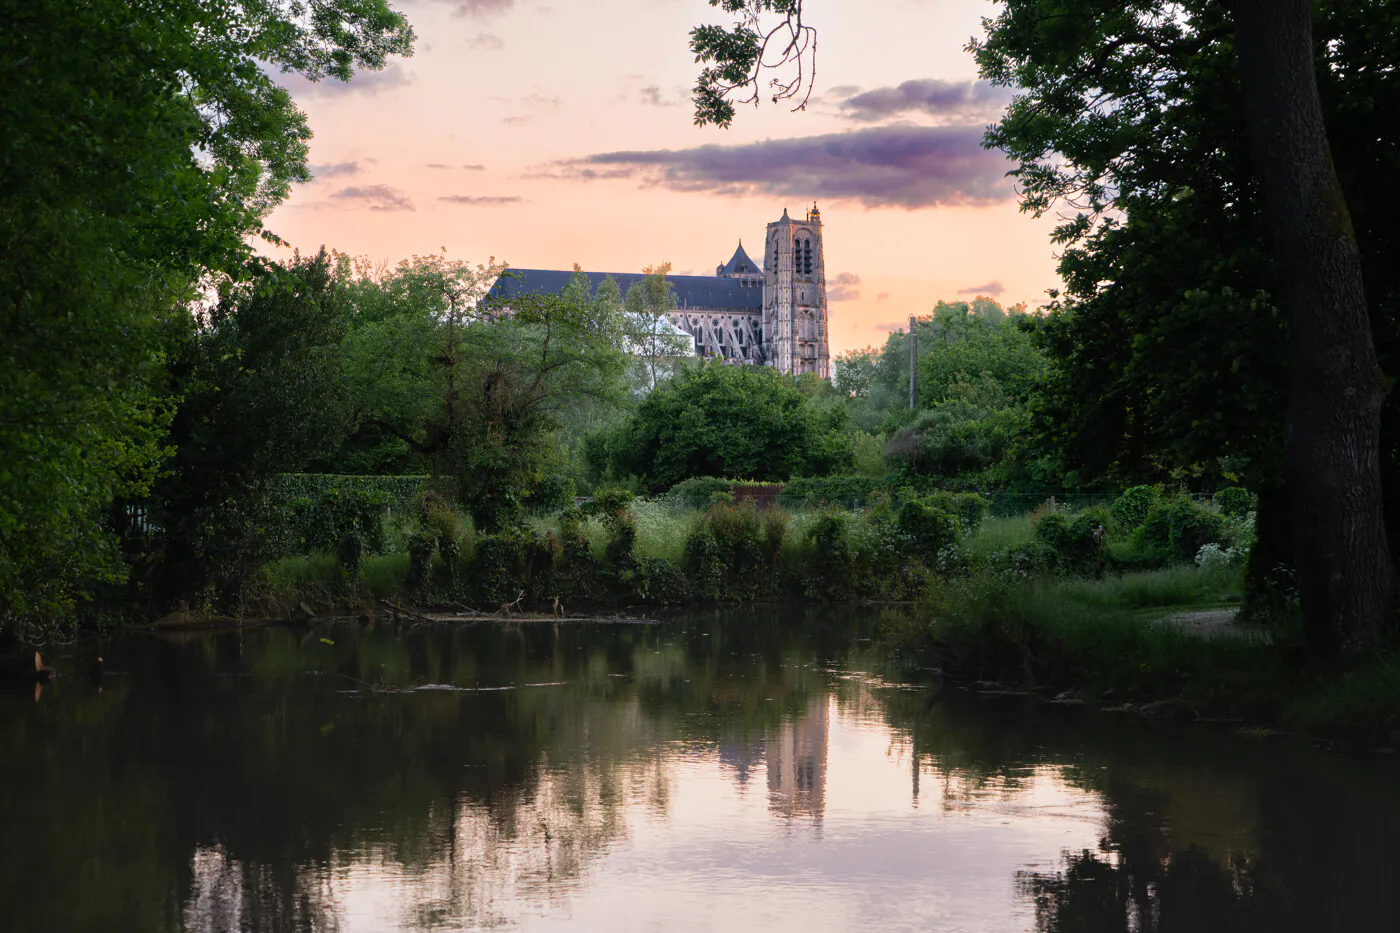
<box><xmin>264</xmin><ymin>0</ymin><xmax>1064</xmax><ymax>355</ymax></box>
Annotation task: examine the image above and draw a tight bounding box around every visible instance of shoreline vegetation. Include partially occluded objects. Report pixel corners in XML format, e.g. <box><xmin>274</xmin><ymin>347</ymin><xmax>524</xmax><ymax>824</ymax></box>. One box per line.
<box><xmin>135</xmin><ymin>473</ymin><xmax>1393</xmax><ymax>750</ymax></box>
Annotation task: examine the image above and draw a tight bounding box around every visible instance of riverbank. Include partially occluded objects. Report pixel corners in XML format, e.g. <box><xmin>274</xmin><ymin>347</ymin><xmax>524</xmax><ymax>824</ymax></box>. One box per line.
<box><xmin>886</xmin><ymin>569</ymin><xmax>1400</xmax><ymax>749</ymax></box>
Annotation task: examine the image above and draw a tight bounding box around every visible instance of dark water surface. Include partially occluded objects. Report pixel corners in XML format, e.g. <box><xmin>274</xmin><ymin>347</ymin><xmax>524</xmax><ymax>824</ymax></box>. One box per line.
<box><xmin>1</xmin><ymin>609</ymin><xmax>1396</xmax><ymax>932</ymax></box>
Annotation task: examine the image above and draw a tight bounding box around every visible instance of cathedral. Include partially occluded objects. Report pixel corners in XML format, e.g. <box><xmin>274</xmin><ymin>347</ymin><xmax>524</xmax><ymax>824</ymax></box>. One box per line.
<box><xmin>487</xmin><ymin>205</ymin><xmax>831</xmax><ymax>378</ymax></box>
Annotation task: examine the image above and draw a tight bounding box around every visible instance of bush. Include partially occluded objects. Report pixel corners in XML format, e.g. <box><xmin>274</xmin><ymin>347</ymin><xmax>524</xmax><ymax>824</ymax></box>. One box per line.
<box><xmin>1214</xmin><ymin>486</ymin><xmax>1255</xmax><ymax>519</ymax></box>
<box><xmin>1111</xmin><ymin>485</ymin><xmax>1160</xmax><ymax>530</ymax></box>
<box><xmin>681</xmin><ymin>501</ymin><xmax>773</xmax><ymax>600</ymax></box>
<box><xmin>1031</xmin><ymin>507</ymin><xmax>1110</xmax><ymax>574</ymax></box>
<box><xmin>665</xmin><ymin>477</ymin><xmax>738</xmax><ymax>509</ymax></box>
<box><xmin>471</xmin><ymin>526</ymin><xmax>535</xmax><ymax>606</ymax></box>
<box><xmin>287</xmin><ymin>485</ymin><xmax>391</xmax><ymax>556</ymax></box>
<box><xmin>1137</xmin><ymin>497</ymin><xmax>1228</xmax><ymax>564</ymax></box>
<box><xmin>803</xmin><ymin>507</ymin><xmax>856</xmax><ymax>599</ymax></box>
<box><xmin>897</xmin><ymin>496</ymin><xmax>960</xmax><ymax>560</ymax></box>
<box><xmin>582</xmin><ymin>488</ymin><xmax>639</xmax><ymax>569</ymax></box>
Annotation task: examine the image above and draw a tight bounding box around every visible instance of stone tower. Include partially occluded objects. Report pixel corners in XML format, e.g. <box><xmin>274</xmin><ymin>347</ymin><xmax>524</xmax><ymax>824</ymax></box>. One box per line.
<box><xmin>762</xmin><ymin>205</ymin><xmax>830</xmax><ymax>377</ymax></box>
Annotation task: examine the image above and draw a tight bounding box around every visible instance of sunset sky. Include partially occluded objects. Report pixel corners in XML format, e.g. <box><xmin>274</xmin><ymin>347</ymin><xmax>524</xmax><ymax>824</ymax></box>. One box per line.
<box><xmin>264</xmin><ymin>0</ymin><xmax>1064</xmax><ymax>354</ymax></box>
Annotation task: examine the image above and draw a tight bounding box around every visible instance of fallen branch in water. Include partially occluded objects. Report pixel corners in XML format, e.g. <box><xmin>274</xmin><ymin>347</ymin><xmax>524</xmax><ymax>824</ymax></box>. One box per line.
<box><xmin>377</xmin><ymin>599</ymin><xmax>435</xmax><ymax>625</ymax></box>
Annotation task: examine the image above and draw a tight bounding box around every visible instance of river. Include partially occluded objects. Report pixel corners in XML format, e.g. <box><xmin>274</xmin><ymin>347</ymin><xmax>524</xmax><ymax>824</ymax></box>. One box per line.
<box><xmin>0</xmin><ymin>609</ymin><xmax>1395</xmax><ymax>931</ymax></box>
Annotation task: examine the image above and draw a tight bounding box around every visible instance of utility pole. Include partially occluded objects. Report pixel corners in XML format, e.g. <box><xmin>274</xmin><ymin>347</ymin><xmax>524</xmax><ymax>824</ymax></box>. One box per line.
<box><xmin>908</xmin><ymin>314</ymin><xmax>917</xmax><ymax>409</ymax></box>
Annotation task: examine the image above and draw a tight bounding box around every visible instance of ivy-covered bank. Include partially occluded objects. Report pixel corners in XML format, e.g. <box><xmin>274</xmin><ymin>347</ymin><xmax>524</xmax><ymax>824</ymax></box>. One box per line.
<box><xmin>251</xmin><ymin>477</ymin><xmax>1256</xmax><ymax>618</ymax></box>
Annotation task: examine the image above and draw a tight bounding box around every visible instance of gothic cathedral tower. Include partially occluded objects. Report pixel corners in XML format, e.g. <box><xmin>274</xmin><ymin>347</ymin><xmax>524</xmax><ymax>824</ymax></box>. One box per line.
<box><xmin>762</xmin><ymin>205</ymin><xmax>830</xmax><ymax>378</ymax></box>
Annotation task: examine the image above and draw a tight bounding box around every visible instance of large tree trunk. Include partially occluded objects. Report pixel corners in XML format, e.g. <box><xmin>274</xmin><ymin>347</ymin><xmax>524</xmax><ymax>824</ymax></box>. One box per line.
<box><xmin>1234</xmin><ymin>0</ymin><xmax>1393</xmax><ymax>656</ymax></box>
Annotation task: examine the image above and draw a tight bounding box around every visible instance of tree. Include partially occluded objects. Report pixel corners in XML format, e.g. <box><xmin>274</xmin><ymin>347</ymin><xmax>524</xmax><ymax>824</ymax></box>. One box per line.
<box><xmin>1232</xmin><ymin>0</ymin><xmax>1391</xmax><ymax>652</ymax></box>
<box><xmin>338</xmin><ymin>261</ymin><xmax>629</xmax><ymax>529</ymax></box>
<box><xmin>623</xmin><ymin>263</ymin><xmax>695</xmax><ymax>391</ymax></box>
<box><xmin>149</xmin><ymin>252</ymin><xmax>355</xmax><ymax>606</ymax></box>
<box><xmin>0</xmin><ymin>0</ymin><xmax>412</xmax><ymax>638</ymax></box>
<box><xmin>687</xmin><ymin>0</ymin><xmax>1397</xmax><ymax>654</ymax></box>
<box><xmin>590</xmin><ymin>362</ymin><xmax>852</xmax><ymax>492</ymax></box>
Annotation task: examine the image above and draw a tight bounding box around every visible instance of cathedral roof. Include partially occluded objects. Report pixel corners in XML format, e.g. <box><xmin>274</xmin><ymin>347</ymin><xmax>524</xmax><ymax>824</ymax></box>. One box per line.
<box><xmin>719</xmin><ymin>241</ymin><xmax>762</xmax><ymax>276</ymax></box>
<box><xmin>486</xmin><ymin>268</ymin><xmax>763</xmax><ymax>311</ymax></box>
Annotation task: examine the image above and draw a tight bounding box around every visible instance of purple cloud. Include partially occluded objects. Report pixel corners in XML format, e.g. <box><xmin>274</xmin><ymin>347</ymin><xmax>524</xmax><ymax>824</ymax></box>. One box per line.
<box><xmin>470</xmin><ymin>32</ymin><xmax>504</xmax><ymax>49</ymax></box>
<box><xmin>958</xmin><ymin>280</ymin><xmax>1006</xmax><ymax>297</ymax></box>
<box><xmin>839</xmin><ymin>79</ymin><xmax>1013</xmax><ymax>124</ymax></box>
<box><xmin>828</xmin><ymin>272</ymin><xmax>861</xmax><ymax>302</ymax></box>
<box><xmin>309</xmin><ymin>161</ymin><xmax>360</xmax><ymax>179</ymax></box>
<box><xmin>543</xmin><ymin>125</ymin><xmax>1016</xmax><ymax>209</ymax></box>
<box><xmin>329</xmin><ymin>185</ymin><xmax>414</xmax><ymax>211</ymax></box>
<box><xmin>439</xmin><ymin>194</ymin><xmax>524</xmax><ymax>205</ymax></box>
<box><xmin>280</xmin><ymin>63</ymin><xmax>413</xmax><ymax>98</ymax></box>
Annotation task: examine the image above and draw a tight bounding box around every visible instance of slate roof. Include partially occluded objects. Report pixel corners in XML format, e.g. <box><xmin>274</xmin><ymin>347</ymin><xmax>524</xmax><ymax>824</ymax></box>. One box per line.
<box><xmin>487</xmin><ymin>269</ymin><xmax>763</xmax><ymax>311</ymax></box>
<box><xmin>719</xmin><ymin>241</ymin><xmax>762</xmax><ymax>276</ymax></box>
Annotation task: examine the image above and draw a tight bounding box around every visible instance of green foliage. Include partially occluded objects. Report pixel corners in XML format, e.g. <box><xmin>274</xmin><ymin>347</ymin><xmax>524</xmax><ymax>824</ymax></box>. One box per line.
<box><xmin>903</xmin><ymin>570</ymin><xmax>1281</xmax><ymax>717</ymax></box>
<box><xmin>803</xmin><ymin>508</ymin><xmax>856</xmax><ymax>600</ymax></box>
<box><xmin>622</xmin><ymin>264</ymin><xmax>692</xmax><ymax>390</ymax></box>
<box><xmin>1112</xmin><ymin>486</ymin><xmax>1161</xmax><ymax>531</ymax></box>
<box><xmin>897</xmin><ymin>498</ymin><xmax>960</xmax><ymax>560</ymax></box>
<box><xmin>1214</xmin><ymin>487</ymin><xmax>1256</xmax><ymax>520</ymax></box>
<box><xmin>149</xmin><ymin>254</ymin><xmax>358</xmax><ymax>607</ymax></box>
<box><xmin>288</xmin><ymin>486</ymin><xmax>390</xmax><ymax>556</ymax></box>
<box><xmin>471</xmin><ymin>527</ymin><xmax>535</xmax><ymax>606</ymax></box>
<box><xmin>665</xmin><ymin>477</ymin><xmax>747</xmax><ymax>508</ymax></box>
<box><xmin>1032</xmin><ymin>508</ymin><xmax>1110</xmax><ymax>575</ymax></box>
<box><xmin>777</xmin><ymin>475</ymin><xmax>901</xmax><ymax>509</ymax></box>
<box><xmin>1137</xmin><ymin>498</ymin><xmax>1229</xmax><ymax>565</ymax></box>
<box><xmin>338</xmin><ymin>259</ymin><xmax>625</xmax><ymax>532</ymax></box>
<box><xmin>582</xmin><ymin>488</ymin><xmax>639</xmax><ymax>570</ymax></box>
<box><xmin>1</xmin><ymin>0</ymin><xmax>412</xmax><ymax>638</ymax></box>
<box><xmin>850</xmin><ymin>431</ymin><xmax>886</xmax><ymax>477</ymax></box>
<box><xmin>591</xmin><ymin>362</ymin><xmax>852</xmax><ymax>492</ymax></box>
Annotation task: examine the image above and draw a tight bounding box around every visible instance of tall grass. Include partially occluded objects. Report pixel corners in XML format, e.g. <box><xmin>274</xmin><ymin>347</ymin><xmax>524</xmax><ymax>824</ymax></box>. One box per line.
<box><xmin>1059</xmin><ymin>565</ymin><xmax>1243</xmax><ymax>610</ymax></box>
<box><xmin>633</xmin><ymin>500</ymin><xmax>690</xmax><ymax>564</ymax></box>
<box><xmin>964</xmin><ymin>513</ymin><xmax>1034</xmax><ymax>559</ymax></box>
<box><xmin>893</xmin><ymin>566</ymin><xmax>1400</xmax><ymax>744</ymax></box>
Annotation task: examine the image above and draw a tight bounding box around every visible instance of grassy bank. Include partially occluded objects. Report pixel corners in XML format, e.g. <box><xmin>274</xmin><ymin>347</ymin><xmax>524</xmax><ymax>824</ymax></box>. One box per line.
<box><xmin>887</xmin><ymin>567</ymin><xmax>1400</xmax><ymax>747</ymax></box>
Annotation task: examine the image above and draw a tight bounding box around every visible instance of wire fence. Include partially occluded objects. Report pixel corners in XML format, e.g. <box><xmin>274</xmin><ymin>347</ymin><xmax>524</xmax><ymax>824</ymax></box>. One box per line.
<box><xmin>645</xmin><ymin>489</ymin><xmax>1169</xmax><ymax>517</ymax></box>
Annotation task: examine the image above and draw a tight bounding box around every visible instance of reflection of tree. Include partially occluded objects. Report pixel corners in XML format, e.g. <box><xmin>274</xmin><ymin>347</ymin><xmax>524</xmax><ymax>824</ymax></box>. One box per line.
<box><xmin>0</xmin><ymin>608</ymin><xmax>881</xmax><ymax>931</ymax></box>
<box><xmin>6</xmin><ymin>608</ymin><xmax>1400</xmax><ymax>931</ymax></box>
<box><xmin>1018</xmin><ymin>844</ymin><xmax>1284</xmax><ymax>932</ymax></box>
<box><xmin>862</xmin><ymin>658</ymin><xmax>1400</xmax><ymax>933</ymax></box>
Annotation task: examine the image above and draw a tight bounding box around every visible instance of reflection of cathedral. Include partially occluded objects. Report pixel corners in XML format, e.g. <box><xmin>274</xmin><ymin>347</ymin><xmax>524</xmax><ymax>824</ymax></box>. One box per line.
<box><xmin>766</xmin><ymin>695</ymin><xmax>829</xmax><ymax>821</ymax></box>
<box><xmin>718</xmin><ymin>695</ymin><xmax>830</xmax><ymax>821</ymax></box>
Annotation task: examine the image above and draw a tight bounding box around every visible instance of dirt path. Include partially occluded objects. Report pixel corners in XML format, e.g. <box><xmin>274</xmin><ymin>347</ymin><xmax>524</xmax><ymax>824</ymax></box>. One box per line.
<box><xmin>1157</xmin><ymin>607</ymin><xmax>1257</xmax><ymax>638</ymax></box>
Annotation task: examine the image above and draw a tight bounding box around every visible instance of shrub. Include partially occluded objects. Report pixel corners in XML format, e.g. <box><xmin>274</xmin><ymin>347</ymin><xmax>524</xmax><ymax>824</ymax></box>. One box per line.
<box><xmin>582</xmin><ymin>488</ymin><xmax>639</xmax><ymax>569</ymax></box>
<box><xmin>1111</xmin><ymin>485</ymin><xmax>1160</xmax><ymax>530</ymax></box>
<box><xmin>681</xmin><ymin>524</ymin><xmax>724</xmax><ymax>599</ymax></box>
<box><xmin>1031</xmin><ymin>507</ymin><xmax>1110</xmax><ymax>574</ymax></box>
<box><xmin>804</xmin><ymin>507</ymin><xmax>855</xmax><ymax>599</ymax></box>
<box><xmin>991</xmin><ymin>539</ymin><xmax>1058</xmax><ymax>577</ymax></box>
<box><xmin>681</xmin><ymin>501</ymin><xmax>767</xmax><ymax>600</ymax></box>
<box><xmin>1196</xmin><ymin>542</ymin><xmax>1246</xmax><ymax>573</ymax></box>
<box><xmin>1137</xmin><ymin>497</ymin><xmax>1228</xmax><ymax>564</ymax></box>
<box><xmin>897</xmin><ymin>496</ymin><xmax>960</xmax><ymax>560</ymax></box>
<box><xmin>287</xmin><ymin>485</ymin><xmax>391</xmax><ymax>556</ymax></box>
<box><xmin>848</xmin><ymin>493</ymin><xmax>903</xmax><ymax>577</ymax></box>
<box><xmin>1214</xmin><ymin>486</ymin><xmax>1256</xmax><ymax>519</ymax></box>
<box><xmin>665</xmin><ymin>477</ymin><xmax>738</xmax><ymax>509</ymax></box>
<box><xmin>471</xmin><ymin>526</ymin><xmax>534</xmax><ymax>606</ymax></box>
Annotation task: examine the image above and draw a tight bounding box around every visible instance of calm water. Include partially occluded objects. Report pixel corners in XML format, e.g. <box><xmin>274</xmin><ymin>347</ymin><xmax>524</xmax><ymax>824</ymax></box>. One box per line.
<box><xmin>1</xmin><ymin>609</ymin><xmax>1396</xmax><ymax>932</ymax></box>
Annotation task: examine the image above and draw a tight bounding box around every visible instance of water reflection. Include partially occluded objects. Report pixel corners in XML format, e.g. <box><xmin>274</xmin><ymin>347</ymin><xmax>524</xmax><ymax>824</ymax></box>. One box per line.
<box><xmin>0</xmin><ymin>610</ymin><xmax>1396</xmax><ymax>931</ymax></box>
